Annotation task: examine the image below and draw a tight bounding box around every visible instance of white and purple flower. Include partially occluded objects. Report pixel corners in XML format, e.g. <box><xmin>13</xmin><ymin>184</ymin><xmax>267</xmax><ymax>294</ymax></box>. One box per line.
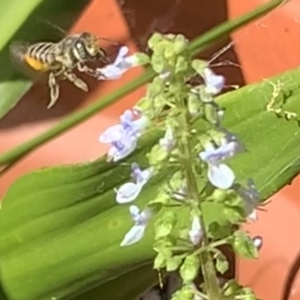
<box><xmin>199</xmin><ymin>133</ymin><xmax>242</xmax><ymax>189</ymax></box>
<box><xmin>115</xmin><ymin>163</ymin><xmax>154</xmax><ymax>204</ymax></box>
<box><xmin>99</xmin><ymin>109</ymin><xmax>148</xmax><ymax>162</ymax></box>
<box><xmin>120</xmin><ymin>205</ymin><xmax>153</xmax><ymax>246</ymax></box>
<box><xmin>203</xmin><ymin>68</ymin><xmax>225</xmax><ymax>95</ymax></box>
<box><xmin>97</xmin><ymin>46</ymin><xmax>140</xmax><ymax>80</ymax></box>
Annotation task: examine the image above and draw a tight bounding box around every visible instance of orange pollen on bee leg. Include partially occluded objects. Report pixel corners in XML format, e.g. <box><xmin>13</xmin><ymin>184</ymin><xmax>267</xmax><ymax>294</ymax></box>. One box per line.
<box><xmin>24</xmin><ymin>55</ymin><xmax>49</xmax><ymax>71</ymax></box>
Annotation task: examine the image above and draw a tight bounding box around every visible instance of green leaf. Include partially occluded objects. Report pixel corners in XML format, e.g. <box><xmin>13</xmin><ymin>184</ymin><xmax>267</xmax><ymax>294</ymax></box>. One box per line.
<box><xmin>73</xmin><ymin>262</ymin><xmax>155</xmax><ymax>300</ymax></box>
<box><xmin>215</xmin><ymin>252</ymin><xmax>229</xmax><ymax>274</ymax></box>
<box><xmin>0</xmin><ymin>0</ymin><xmax>90</xmax><ymax>119</ymax></box>
<box><xmin>219</xmin><ymin>69</ymin><xmax>300</xmax><ymax>200</ymax></box>
<box><xmin>154</xmin><ymin>211</ymin><xmax>177</xmax><ymax>239</ymax></box>
<box><xmin>1</xmin><ymin>68</ymin><xmax>300</xmax><ymax>300</ymax></box>
<box><xmin>166</xmin><ymin>255</ymin><xmax>185</xmax><ymax>272</ymax></box>
<box><xmin>231</xmin><ymin>231</ymin><xmax>258</xmax><ymax>259</ymax></box>
<box><xmin>179</xmin><ymin>254</ymin><xmax>199</xmax><ymax>284</ymax></box>
<box><xmin>0</xmin><ymin>155</ymin><xmax>162</xmax><ymax>300</ymax></box>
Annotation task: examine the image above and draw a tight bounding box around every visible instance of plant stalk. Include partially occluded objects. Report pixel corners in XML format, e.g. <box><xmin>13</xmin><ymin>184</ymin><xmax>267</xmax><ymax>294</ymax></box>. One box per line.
<box><xmin>184</xmin><ymin>138</ymin><xmax>222</xmax><ymax>300</ymax></box>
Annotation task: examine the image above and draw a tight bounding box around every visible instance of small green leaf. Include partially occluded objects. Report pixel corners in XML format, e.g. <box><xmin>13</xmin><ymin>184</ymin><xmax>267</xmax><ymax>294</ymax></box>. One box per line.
<box><xmin>179</xmin><ymin>254</ymin><xmax>200</xmax><ymax>283</ymax></box>
<box><xmin>187</xmin><ymin>93</ymin><xmax>202</xmax><ymax>116</ymax></box>
<box><xmin>154</xmin><ymin>253</ymin><xmax>167</xmax><ymax>270</ymax></box>
<box><xmin>175</xmin><ymin>56</ymin><xmax>189</xmax><ymax>74</ymax></box>
<box><xmin>151</xmin><ymin>53</ymin><xmax>166</xmax><ymax>73</ymax></box>
<box><xmin>223</xmin><ymin>205</ymin><xmax>245</xmax><ymax>223</ymax></box>
<box><xmin>147</xmin><ymin>144</ymin><xmax>168</xmax><ymax>166</ymax></box>
<box><xmin>135</xmin><ymin>53</ymin><xmax>150</xmax><ymax>65</ymax></box>
<box><xmin>191</xmin><ymin>59</ymin><xmax>207</xmax><ymax>75</ymax></box>
<box><xmin>223</xmin><ymin>279</ymin><xmax>243</xmax><ymax>297</ymax></box>
<box><xmin>242</xmin><ymin>287</ymin><xmax>259</xmax><ymax>300</ymax></box>
<box><xmin>154</xmin><ymin>211</ymin><xmax>177</xmax><ymax>239</ymax></box>
<box><xmin>231</xmin><ymin>231</ymin><xmax>258</xmax><ymax>259</ymax></box>
<box><xmin>174</xmin><ymin>35</ymin><xmax>189</xmax><ymax>54</ymax></box>
<box><xmin>166</xmin><ymin>255</ymin><xmax>185</xmax><ymax>272</ymax></box>
<box><xmin>215</xmin><ymin>252</ymin><xmax>229</xmax><ymax>274</ymax></box>
<box><xmin>171</xmin><ymin>285</ymin><xmax>195</xmax><ymax>300</ymax></box>
<box><xmin>148</xmin><ymin>32</ymin><xmax>164</xmax><ymax>50</ymax></box>
<box><xmin>148</xmin><ymin>76</ymin><xmax>165</xmax><ymax>97</ymax></box>
<box><xmin>208</xmin><ymin>221</ymin><xmax>232</xmax><ymax>239</ymax></box>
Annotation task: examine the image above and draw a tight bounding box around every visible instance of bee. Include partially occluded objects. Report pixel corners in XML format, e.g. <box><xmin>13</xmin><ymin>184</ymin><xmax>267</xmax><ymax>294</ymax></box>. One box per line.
<box><xmin>10</xmin><ymin>32</ymin><xmax>112</xmax><ymax>109</ymax></box>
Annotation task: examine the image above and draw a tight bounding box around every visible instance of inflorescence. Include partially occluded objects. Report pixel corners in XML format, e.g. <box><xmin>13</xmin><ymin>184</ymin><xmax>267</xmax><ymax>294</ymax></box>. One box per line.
<box><xmin>98</xmin><ymin>33</ymin><xmax>262</xmax><ymax>300</ymax></box>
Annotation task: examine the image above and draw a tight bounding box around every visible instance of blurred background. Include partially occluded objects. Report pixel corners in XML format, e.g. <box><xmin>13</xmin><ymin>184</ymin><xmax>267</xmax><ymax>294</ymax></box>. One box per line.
<box><xmin>0</xmin><ymin>1</ymin><xmax>300</xmax><ymax>299</ymax></box>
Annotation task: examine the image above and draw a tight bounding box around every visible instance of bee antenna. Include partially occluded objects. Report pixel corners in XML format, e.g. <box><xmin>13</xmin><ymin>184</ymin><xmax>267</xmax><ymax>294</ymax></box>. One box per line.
<box><xmin>37</xmin><ymin>18</ymin><xmax>66</xmax><ymax>37</ymax></box>
<box><xmin>97</xmin><ymin>36</ymin><xmax>120</xmax><ymax>46</ymax></box>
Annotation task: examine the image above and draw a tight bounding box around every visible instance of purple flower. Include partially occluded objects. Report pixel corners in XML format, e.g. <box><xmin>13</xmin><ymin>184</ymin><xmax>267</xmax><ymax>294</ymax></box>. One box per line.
<box><xmin>107</xmin><ymin>137</ymin><xmax>137</xmax><ymax>162</ymax></box>
<box><xmin>203</xmin><ymin>68</ymin><xmax>225</xmax><ymax>95</ymax></box>
<box><xmin>97</xmin><ymin>46</ymin><xmax>139</xmax><ymax>80</ymax></box>
<box><xmin>99</xmin><ymin>109</ymin><xmax>148</xmax><ymax>162</ymax></box>
<box><xmin>116</xmin><ymin>163</ymin><xmax>154</xmax><ymax>203</ymax></box>
<box><xmin>115</xmin><ymin>182</ymin><xmax>143</xmax><ymax>204</ymax></box>
<box><xmin>131</xmin><ymin>162</ymin><xmax>154</xmax><ymax>185</ymax></box>
<box><xmin>120</xmin><ymin>109</ymin><xmax>149</xmax><ymax>139</ymax></box>
<box><xmin>120</xmin><ymin>205</ymin><xmax>152</xmax><ymax>246</ymax></box>
<box><xmin>199</xmin><ymin>134</ymin><xmax>242</xmax><ymax>189</ymax></box>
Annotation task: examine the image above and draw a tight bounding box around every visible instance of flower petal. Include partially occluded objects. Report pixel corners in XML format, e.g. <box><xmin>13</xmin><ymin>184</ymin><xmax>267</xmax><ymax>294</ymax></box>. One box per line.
<box><xmin>199</xmin><ymin>143</ymin><xmax>216</xmax><ymax>161</ymax></box>
<box><xmin>208</xmin><ymin>163</ymin><xmax>235</xmax><ymax>189</ymax></box>
<box><xmin>252</xmin><ymin>236</ymin><xmax>263</xmax><ymax>250</ymax></box>
<box><xmin>189</xmin><ymin>216</ymin><xmax>203</xmax><ymax>245</ymax></box>
<box><xmin>114</xmin><ymin>46</ymin><xmax>129</xmax><ymax>65</ymax></box>
<box><xmin>116</xmin><ymin>182</ymin><xmax>143</xmax><ymax>203</ymax></box>
<box><xmin>107</xmin><ymin>137</ymin><xmax>137</xmax><ymax>162</ymax></box>
<box><xmin>247</xmin><ymin>209</ymin><xmax>258</xmax><ymax>222</ymax></box>
<box><xmin>203</xmin><ymin>68</ymin><xmax>225</xmax><ymax>95</ymax></box>
<box><xmin>98</xmin><ymin>124</ymin><xmax>124</xmax><ymax>143</ymax></box>
<box><xmin>120</xmin><ymin>224</ymin><xmax>146</xmax><ymax>246</ymax></box>
<box><xmin>98</xmin><ymin>65</ymin><xmax>125</xmax><ymax>80</ymax></box>
<box><xmin>129</xmin><ymin>205</ymin><xmax>140</xmax><ymax>218</ymax></box>
<box><xmin>131</xmin><ymin>163</ymin><xmax>154</xmax><ymax>186</ymax></box>
<box><xmin>120</xmin><ymin>110</ymin><xmax>134</xmax><ymax>125</ymax></box>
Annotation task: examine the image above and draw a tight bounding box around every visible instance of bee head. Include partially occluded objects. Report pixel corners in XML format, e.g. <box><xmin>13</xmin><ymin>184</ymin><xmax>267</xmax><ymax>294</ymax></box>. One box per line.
<box><xmin>75</xmin><ymin>32</ymin><xmax>110</xmax><ymax>63</ymax></box>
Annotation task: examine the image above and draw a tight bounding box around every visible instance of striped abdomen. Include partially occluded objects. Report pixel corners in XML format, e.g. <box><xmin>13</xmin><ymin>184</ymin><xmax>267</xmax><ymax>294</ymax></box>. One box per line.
<box><xmin>24</xmin><ymin>42</ymin><xmax>59</xmax><ymax>72</ymax></box>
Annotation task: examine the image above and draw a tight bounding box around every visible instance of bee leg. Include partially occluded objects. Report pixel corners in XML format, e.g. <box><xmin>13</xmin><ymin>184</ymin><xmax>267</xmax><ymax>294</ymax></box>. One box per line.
<box><xmin>47</xmin><ymin>72</ymin><xmax>60</xmax><ymax>109</ymax></box>
<box><xmin>65</xmin><ymin>72</ymin><xmax>89</xmax><ymax>92</ymax></box>
<box><xmin>77</xmin><ymin>63</ymin><xmax>99</xmax><ymax>78</ymax></box>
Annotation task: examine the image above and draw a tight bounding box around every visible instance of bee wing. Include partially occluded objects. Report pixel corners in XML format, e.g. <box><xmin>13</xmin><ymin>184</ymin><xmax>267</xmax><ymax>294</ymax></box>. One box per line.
<box><xmin>9</xmin><ymin>41</ymin><xmax>45</xmax><ymax>80</ymax></box>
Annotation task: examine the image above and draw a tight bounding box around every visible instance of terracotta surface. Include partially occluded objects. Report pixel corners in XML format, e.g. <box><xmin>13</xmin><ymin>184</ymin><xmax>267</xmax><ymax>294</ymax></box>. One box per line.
<box><xmin>0</xmin><ymin>0</ymin><xmax>300</xmax><ymax>299</ymax></box>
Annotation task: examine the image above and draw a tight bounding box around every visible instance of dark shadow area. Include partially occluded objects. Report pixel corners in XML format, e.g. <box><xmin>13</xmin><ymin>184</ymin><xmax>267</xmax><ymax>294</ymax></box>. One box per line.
<box><xmin>0</xmin><ymin>281</ymin><xmax>9</xmax><ymax>300</ymax></box>
<box><xmin>119</xmin><ymin>0</ymin><xmax>245</xmax><ymax>88</ymax></box>
<box><xmin>281</xmin><ymin>250</ymin><xmax>300</xmax><ymax>300</ymax></box>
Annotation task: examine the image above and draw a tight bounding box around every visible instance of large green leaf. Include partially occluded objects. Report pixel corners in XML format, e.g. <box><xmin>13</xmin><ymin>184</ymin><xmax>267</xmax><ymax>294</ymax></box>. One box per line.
<box><xmin>0</xmin><ymin>68</ymin><xmax>299</xmax><ymax>300</ymax></box>
<box><xmin>0</xmin><ymin>0</ymin><xmax>90</xmax><ymax>119</ymax></box>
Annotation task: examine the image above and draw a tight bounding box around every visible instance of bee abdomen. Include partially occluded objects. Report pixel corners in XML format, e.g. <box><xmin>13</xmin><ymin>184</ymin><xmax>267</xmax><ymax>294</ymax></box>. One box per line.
<box><xmin>27</xmin><ymin>42</ymin><xmax>56</xmax><ymax>65</ymax></box>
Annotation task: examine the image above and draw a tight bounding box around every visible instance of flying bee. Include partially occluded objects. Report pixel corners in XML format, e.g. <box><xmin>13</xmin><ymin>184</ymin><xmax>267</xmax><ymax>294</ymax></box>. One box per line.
<box><xmin>10</xmin><ymin>32</ymin><xmax>113</xmax><ymax>109</ymax></box>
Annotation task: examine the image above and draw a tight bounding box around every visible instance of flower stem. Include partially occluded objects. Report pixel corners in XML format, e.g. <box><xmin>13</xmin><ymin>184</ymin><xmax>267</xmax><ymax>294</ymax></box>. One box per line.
<box><xmin>179</xmin><ymin>101</ymin><xmax>222</xmax><ymax>299</ymax></box>
<box><xmin>185</xmin><ymin>159</ymin><xmax>222</xmax><ymax>299</ymax></box>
